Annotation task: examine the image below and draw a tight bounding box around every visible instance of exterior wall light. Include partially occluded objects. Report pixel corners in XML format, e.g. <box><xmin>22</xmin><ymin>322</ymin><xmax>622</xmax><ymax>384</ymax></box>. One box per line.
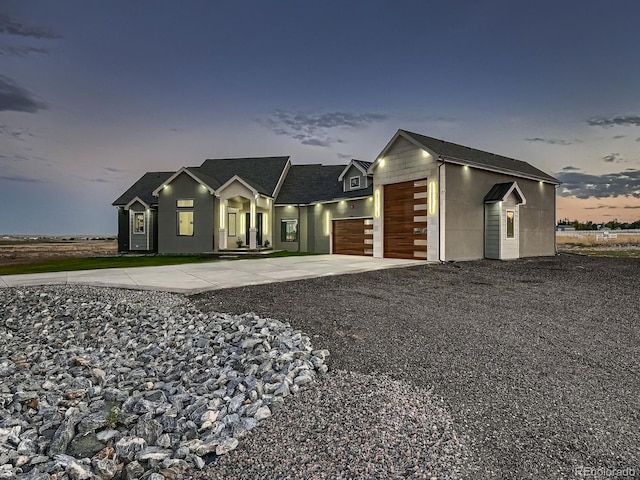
<box><xmin>428</xmin><ymin>180</ymin><xmax>438</xmax><ymax>215</ymax></box>
<box><xmin>374</xmin><ymin>189</ymin><xmax>381</xmax><ymax>218</ymax></box>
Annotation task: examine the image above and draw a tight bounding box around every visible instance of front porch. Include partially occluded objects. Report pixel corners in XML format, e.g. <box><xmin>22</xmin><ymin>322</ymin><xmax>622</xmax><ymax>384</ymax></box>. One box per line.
<box><xmin>215</xmin><ymin>176</ymin><xmax>273</xmax><ymax>251</ymax></box>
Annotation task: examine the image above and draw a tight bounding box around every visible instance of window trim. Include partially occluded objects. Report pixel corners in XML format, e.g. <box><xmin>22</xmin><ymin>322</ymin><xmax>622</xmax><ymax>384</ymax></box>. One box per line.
<box><xmin>177</xmin><ymin>210</ymin><xmax>194</xmax><ymax>236</ymax></box>
<box><xmin>506</xmin><ymin>210</ymin><xmax>515</xmax><ymax>239</ymax></box>
<box><xmin>281</xmin><ymin>218</ymin><xmax>298</xmax><ymax>242</ymax></box>
<box><xmin>177</xmin><ymin>199</ymin><xmax>194</xmax><ymax>208</ymax></box>
<box><xmin>133</xmin><ymin>212</ymin><xmax>145</xmax><ymax>234</ymax></box>
<box><xmin>228</xmin><ymin>212</ymin><xmax>237</xmax><ymax>237</ymax></box>
<box><xmin>349</xmin><ymin>176</ymin><xmax>361</xmax><ymax>189</ymax></box>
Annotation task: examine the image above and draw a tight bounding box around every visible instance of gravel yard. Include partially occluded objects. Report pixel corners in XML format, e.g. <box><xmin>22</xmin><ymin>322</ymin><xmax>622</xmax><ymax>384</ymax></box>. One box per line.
<box><xmin>192</xmin><ymin>254</ymin><xmax>640</xmax><ymax>479</ymax></box>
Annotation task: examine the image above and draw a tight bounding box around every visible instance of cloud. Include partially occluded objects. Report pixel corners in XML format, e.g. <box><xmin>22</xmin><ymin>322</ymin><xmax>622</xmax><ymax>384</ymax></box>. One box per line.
<box><xmin>525</xmin><ymin>137</ymin><xmax>580</xmax><ymax>145</ymax></box>
<box><xmin>603</xmin><ymin>153</ymin><xmax>620</xmax><ymax>163</ymax></box>
<box><xmin>561</xmin><ymin>166</ymin><xmax>580</xmax><ymax>171</ymax></box>
<box><xmin>0</xmin><ymin>125</ymin><xmax>36</xmax><ymax>140</ymax></box>
<box><xmin>587</xmin><ymin>115</ymin><xmax>640</xmax><ymax>128</ymax></box>
<box><xmin>556</xmin><ymin>170</ymin><xmax>640</xmax><ymax>199</ymax></box>
<box><xmin>0</xmin><ymin>174</ymin><xmax>42</xmax><ymax>183</ymax></box>
<box><xmin>0</xmin><ymin>14</ymin><xmax>60</xmax><ymax>39</ymax></box>
<box><xmin>636</xmin><ymin>137</ymin><xmax>640</xmax><ymax>142</ymax></box>
<box><xmin>623</xmin><ymin>205</ymin><xmax>640</xmax><ymax>209</ymax></box>
<box><xmin>584</xmin><ymin>204</ymin><xmax>616</xmax><ymax>210</ymax></box>
<box><xmin>0</xmin><ymin>45</ymin><xmax>48</xmax><ymax>56</ymax></box>
<box><xmin>0</xmin><ymin>153</ymin><xmax>31</xmax><ymax>163</ymax></box>
<box><xmin>104</xmin><ymin>167</ymin><xmax>124</xmax><ymax>173</ymax></box>
<box><xmin>337</xmin><ymin>153</ymin><xmax>352</xmax><ymax>160</ymax></box>
<box><xmin>259</xmin><ymin>110</ymin><xmax>388</xmax><ymax>148</ymax></box>
<box><xmin>0</xmin><ymin>75</ymin><xmax>46</xmax><ymax>112</ymax></box>
<box><xmin>613</xmin><ymin>135</ymin><xmax>626</xmax><ymax>140</ymax></box>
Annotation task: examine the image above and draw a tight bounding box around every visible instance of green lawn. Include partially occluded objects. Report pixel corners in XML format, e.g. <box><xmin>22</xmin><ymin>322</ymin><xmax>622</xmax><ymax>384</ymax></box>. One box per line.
<box><xmin>0</xmin><ymin>251</ymin><xmax>323</xmax><ymax>275</ymax></box>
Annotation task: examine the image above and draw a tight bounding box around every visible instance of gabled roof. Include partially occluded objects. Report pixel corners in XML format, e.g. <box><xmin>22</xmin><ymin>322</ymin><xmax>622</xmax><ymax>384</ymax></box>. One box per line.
<box><xmin>124</xmin><ymin>196</ymin><xmax>150</xmax><ymax>210</ymax></box>
<box><xmin>338</xmin><ymin>159</ymin><xmax>373</xmax><ymax>181</ymax></box>
<box><xmin>484</xmin><ymin>182</ymin><xmax>526</xmax><ymax>205</ymax></box>
<box><xmin>276</xmin><ymin>164</ymin><xmax>373</xmax><ymax>204</ymax></box>
<box><xmin>151</xmin><ymin>167</ymin><xmax>217</xmax><ymax>196</ymax></box>
<box><xmin>198</xmin><ymin>156</ymin><xmax>290</xmax><ymax>196</ymax></box>
<box><xmin>372</xmin><ymin>129</ymin><xmax>559</xmax><ymax>184</ymax></box>
<box><xmin>112</xmin><ymin>171</ymin><xmax>174</xmax><ymax>207</ymax></box>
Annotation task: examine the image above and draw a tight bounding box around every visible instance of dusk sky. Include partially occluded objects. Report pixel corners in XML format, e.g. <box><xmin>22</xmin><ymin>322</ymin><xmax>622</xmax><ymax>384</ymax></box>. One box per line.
<box><xmin>1</xmin><ymin>1</ymin><xmax>640</xmax><ymax>235</ymax></box>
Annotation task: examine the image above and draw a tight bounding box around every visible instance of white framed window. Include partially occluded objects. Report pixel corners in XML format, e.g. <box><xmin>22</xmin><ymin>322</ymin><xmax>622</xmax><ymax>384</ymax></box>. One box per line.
<box><xmin>350</xmin><ymin>176</ymin><xmax>361</xmax><ymax>189</ymax></box>
<box><xmin>281</xmin><ymin>219</ymin><xmax>298</xmax><ymax>242</ymax></box>
<box><xmin>178</xmin><ymin>211</ymin><xmax>194</xmax><ymax>236</ymax></box>
<box><xmin>506</xmin><ymin>210</ymin><xmax>515</xmax><ymax>238</ymax></box>
<box><xmin>133</xmin><ymin>212</ymin><xmax>145</xmax><ymax>234</ymax></box>
<box><xmin>177</xmin><ymin>199</ymin><xmax>194</xmax><ymax>208</ymax></box>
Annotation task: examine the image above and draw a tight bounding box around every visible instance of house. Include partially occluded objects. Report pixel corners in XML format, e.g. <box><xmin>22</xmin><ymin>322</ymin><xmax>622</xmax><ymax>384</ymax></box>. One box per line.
<box><xmin>113</xmin><ymin>129</ymin><xmax>560</xmax><ymax>261</ymax></box>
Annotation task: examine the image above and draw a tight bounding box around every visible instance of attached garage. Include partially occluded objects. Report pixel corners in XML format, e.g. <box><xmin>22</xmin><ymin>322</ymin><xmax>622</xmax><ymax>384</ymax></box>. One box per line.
<box><xmin>332</xmin><ymin>218</ymin><xmax>373</xmax><ymax>256</ymax></box>
<box><xmin>383</xmin><ymin>179</ymin><xmax>428</xmax><ymax>259</ymax></box>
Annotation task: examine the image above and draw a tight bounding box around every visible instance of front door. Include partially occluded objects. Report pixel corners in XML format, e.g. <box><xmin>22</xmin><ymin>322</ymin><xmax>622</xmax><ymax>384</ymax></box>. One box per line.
<box><xmin>246</xmin><ymin>212</ymin><xmax>263</xmax><ymax>246</ymax></box>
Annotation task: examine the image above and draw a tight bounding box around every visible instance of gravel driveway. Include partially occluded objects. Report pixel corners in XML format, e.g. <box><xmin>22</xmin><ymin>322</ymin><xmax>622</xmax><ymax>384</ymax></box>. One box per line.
<box><xmin>191</xmin><ymin>254</ymin><xmax>640</xmax><ymax>479</ymax></box>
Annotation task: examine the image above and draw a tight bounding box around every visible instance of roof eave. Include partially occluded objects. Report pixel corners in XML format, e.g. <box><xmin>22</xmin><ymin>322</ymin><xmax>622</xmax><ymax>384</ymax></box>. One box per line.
<box><xmin>440</xmin><ymin>155</ymin><xmax>560</xmax><ymax>184</ymax></box>
<box><xmin>151</xmin><ymin>167</ymin><xmax>216</xmax><ymax>196</ymax></box>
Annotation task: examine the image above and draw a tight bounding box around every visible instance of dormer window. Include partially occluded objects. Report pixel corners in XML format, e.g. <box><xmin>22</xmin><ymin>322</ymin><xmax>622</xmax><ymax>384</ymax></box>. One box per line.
<box><xmin>350</xmin><ymin>176</ymin><xmax>360</xmax><ymax>189</ymax></box>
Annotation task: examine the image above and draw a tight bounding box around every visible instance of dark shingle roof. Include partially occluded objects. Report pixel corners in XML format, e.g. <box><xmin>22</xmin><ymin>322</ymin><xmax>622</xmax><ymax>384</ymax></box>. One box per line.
<box><xmin>484</xmin><ymin>182</ymin><xmax>517</xmax><ymax>202</ymax></box>
<box><xmin>197</xmin><ymin>156</ymin><xmax>290</xmax><ymax>196</ymax></box>
<box><xmin>276</xmin><ymin>164</ymin><xmax>373</xmax><ymax>204</ymax></box>
<box><xmin>112</xmin><ymin>171</ymin><xmax>174</xmax><ymax>207</ymax></box>
<box><xmin>353</xmin><ymin>159</ymin><xmax>373</xmax><ymax>172</ymax></box>
<box><xmin>400</xmin><ymin>130</ymin><xmax>559</xmax><ymax>183</ymax></box>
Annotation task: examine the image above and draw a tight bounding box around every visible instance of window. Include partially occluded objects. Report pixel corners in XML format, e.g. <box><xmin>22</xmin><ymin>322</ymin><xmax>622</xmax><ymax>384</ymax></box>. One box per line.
<box><xmin>506</xmin><ymin>210</ymin><xmax>515</xmax><ymax>238</ymax></box>
<box><xmin>228</xmin><ymin>212</ymin><xmax>236</xmax><ymax>236</ymax></box>
<box><xmin>178</xmin><ymin>211</ymin><xmax>194</xmax><ymax>236</ymax></box>
<box><xmin>281</xmin><ymin>219</ymin><xmax>298</xmax><ymax>242</ymax></box>
<box><xmin>177</xmin><ymin>199</ymin><xmax>194</xmax><ymax>208</ymax></box>
<box><xmin>133</xmin><ymin>212</ymin><xmax>145</xmax><ymax>234</ymax></box>
<box><xmin>350</xmin><ymin>176</ymin><xmax>360</xmax><ymax>189</ymax></box>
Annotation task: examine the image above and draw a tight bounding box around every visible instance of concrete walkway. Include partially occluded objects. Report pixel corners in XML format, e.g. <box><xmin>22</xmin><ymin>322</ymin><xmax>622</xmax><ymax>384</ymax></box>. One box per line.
<box><xmin>0</xmin><ymin>255</ymin><xmax>426</xmax><ymax>294</ymax></box>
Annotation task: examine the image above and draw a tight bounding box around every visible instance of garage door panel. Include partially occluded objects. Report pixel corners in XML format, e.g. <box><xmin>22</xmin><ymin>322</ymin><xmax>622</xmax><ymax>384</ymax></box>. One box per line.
<box><xmin>333</xmin><ymin>218</ymin><xmax>373</xmax><ymax>256</ymax></box>
<box><xmin>384</xmin><ymin>179</ymin><xmax>428</xmax><ymax>260</ymax></box>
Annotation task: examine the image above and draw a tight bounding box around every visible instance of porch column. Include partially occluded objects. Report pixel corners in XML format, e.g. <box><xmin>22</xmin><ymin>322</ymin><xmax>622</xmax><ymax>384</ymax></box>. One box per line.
<box><xmin>218</xmin><ymin>199</ymin><xmax>227</xmax><ymax>250</ymax></box>
<box><xmin>249</xmin><ymin>199</ymin><xmax>257</xmax><ymax>249</ymax></box>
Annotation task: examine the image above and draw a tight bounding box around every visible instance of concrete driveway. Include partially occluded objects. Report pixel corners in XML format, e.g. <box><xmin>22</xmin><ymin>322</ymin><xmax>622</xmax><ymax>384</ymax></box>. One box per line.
<box><xmin>0</xmin><ymin>255</ymin><xmax>425</xmax><ymax>294</ymax></box>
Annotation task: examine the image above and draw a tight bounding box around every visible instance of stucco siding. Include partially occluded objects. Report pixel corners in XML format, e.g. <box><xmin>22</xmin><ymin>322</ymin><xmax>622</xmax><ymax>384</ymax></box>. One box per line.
<box><xmin>518</xmin><ymin>182</ymin><xmax>556</xmax><ymax>257</ymax></box>
<box><xmin>445</xmin><ymin>165</ymin><xmax>556</xmax><ymax>261</ymax></box>
<box><xmin>157</xmin><ymin>172</ymin><xmax>215</xmax><ymax>253</ymax></box>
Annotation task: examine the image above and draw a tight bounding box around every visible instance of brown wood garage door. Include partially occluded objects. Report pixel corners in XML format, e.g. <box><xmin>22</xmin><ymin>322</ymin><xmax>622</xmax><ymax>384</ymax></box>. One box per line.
<box><xmin>384</xmin><ymin>179</ymin><xmax>428</xmax><ymax>259</ymax></box>
<box><xmin>332</xmin><ymin>218</ymin><xmax>373</xmax><ymax>256</ymax></box>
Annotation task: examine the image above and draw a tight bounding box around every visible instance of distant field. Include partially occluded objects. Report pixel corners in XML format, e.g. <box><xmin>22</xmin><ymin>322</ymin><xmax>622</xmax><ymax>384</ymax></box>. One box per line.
<box><xmin>556</xmin><ymin>231</ymin><xmax>640</xmax><ymax>258</ymax></box>
<box><xmin>0</xmin><ymin>239</ymin><xmax>117</xmax><ymax>267</ymax></box>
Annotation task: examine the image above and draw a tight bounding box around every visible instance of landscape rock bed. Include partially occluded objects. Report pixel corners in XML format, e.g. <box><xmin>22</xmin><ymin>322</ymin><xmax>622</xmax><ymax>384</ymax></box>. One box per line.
<box><xmin>0</xmin><ymin>286</ymin><xmax>327</xmax><ymax>479</ymax></box>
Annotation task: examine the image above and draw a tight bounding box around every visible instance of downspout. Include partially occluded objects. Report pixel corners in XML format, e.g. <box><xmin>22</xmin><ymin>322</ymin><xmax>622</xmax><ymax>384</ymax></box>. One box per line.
<box><xmin>554</xmin><ymin>184</ymin><xmax>559</xmax><ymax>255</ymax></box>
<box><xmin>297</xmin><ymin>203</ymin><xmax>301</xmax><ymax>253</ymax></box>
<box><xmin>437</xmin><ymin>158</ymin><xmax>445</xmax><ymax>262</ymax></box>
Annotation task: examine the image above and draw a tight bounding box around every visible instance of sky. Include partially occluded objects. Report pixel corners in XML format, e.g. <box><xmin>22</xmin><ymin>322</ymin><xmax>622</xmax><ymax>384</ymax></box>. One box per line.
<box><xmin>1</xmin><ymin>0</ymin><xmax>640</xmax><ymax>235</ymax></box>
